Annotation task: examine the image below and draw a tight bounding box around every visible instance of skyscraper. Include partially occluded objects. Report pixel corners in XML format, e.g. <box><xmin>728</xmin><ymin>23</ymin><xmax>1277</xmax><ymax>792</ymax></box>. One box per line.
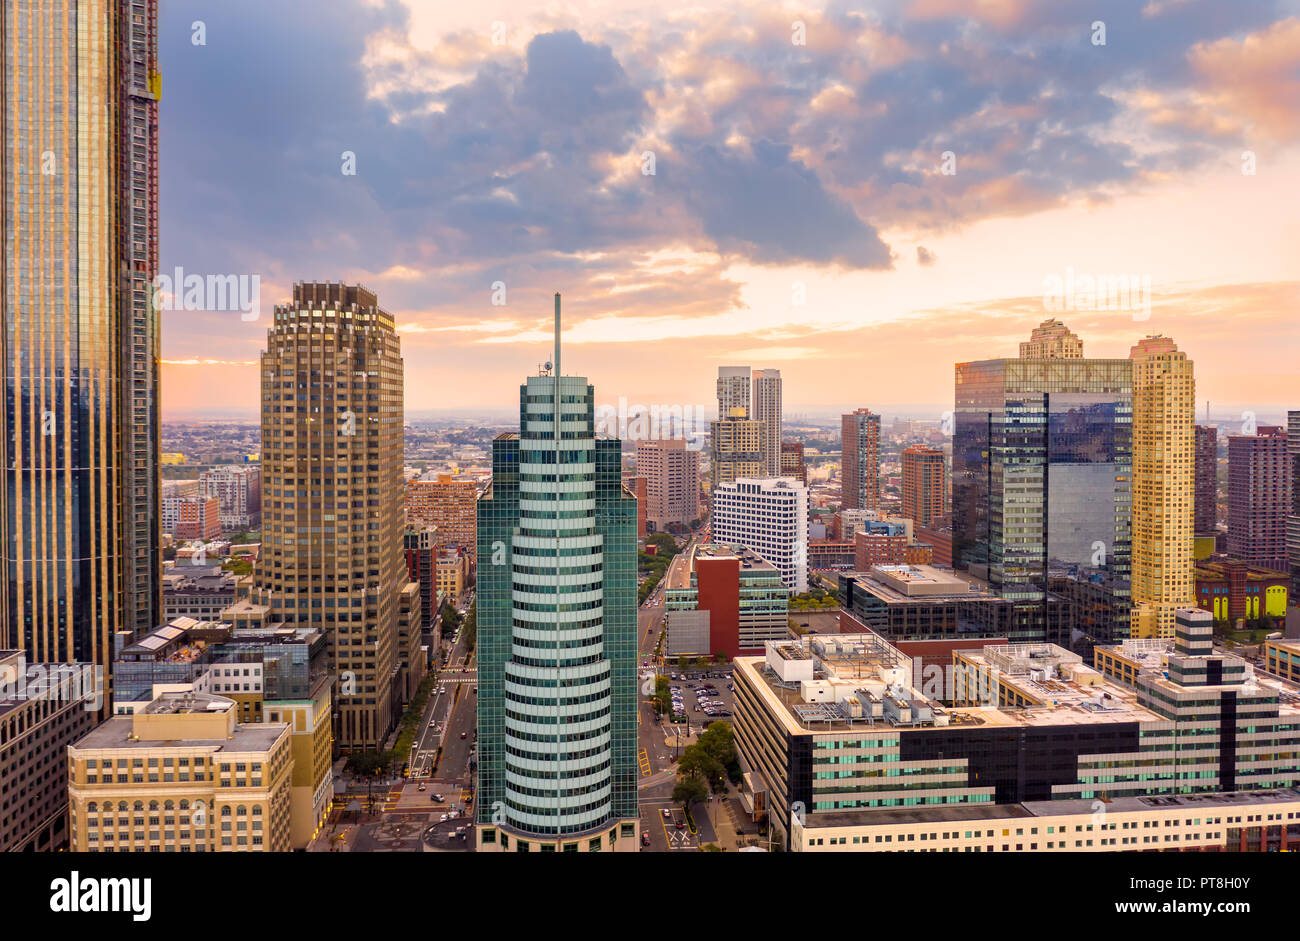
<box><xmin>752</xmin><ymin>368</ymin><xmax>782</xmax><ymax>475</ymax></box>
<box><xmin>476</xmin><ymin>295</ymin><xmax>638</xmax><ymax>852</ymax></box>
<box><xmin>953</xmin><ymin>323</ymin><xmax>1131</xmax><ymax>644</ymax></box>
<box><xmin>1289</xmin><ymin>411</ymin><xmax>1300</xmax><ymax>605</ymax></box>
<box><xmin>1128</xmin><ymin>336</ymin><xmax>1195</xmax><ymax>639</ymax></box>
<box><xmin>635</xmin><ymin>438</ymin><xmax>700</xmax><ymax>531</ymax></box>
<box><xmin>1195</xmin><ymin>424</ymin><xmax>1218</xmax><ymax>535</ymax></box>
<box><xmin>716</xmin><ymin>366</ymin><xmax>750</xmax><ymax>418</ymax></box>
<box><xmin>841</xmin><ymin>408</ymin><xmax>881</xmax><ymax>511</ymax></box>
<box><xmin>1018</xmin><ymin>318</ymin><xmax>1084</xmax><ymax>359</ymax></box>
<box><xmin>710</xmin><ymin>408</ymin><xmax>763</xmax><ymax>489</ymax></box>
<box><xmin>901</xmin><ymin>445</ymin><xmax>945</xmax><ymax>527</ymax></box>
<box><xmin>1</xmin><ymin>0</ymin><xmax>161</xmax><ymax>683</ymax></box>
<box><xmin>247</xmin><ymin>282</ymin><xmax>407</xmax><ymax>749</ymax></box>
<box><xmin>1227</xmin><ymin>425</ymin><xmax>1290</xmax><ymax>573</ymax></box>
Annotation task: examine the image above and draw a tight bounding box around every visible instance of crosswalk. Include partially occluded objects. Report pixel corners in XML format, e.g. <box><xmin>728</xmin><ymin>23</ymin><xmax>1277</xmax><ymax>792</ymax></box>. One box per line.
<box><xmin>638</xmin><ymin>748</ymin><xmax>651</xmax><ymax>776</ymax></box>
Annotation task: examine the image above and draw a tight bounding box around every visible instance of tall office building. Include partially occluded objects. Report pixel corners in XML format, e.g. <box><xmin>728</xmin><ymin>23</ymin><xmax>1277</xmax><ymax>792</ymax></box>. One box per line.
<box><xmin>953</xmin><ymin>322</ymin><xmax>1131</xmax><ymax>644</ymax></box>
<box><xmin>1128</xmin><ymin>336</ymin><xmax>1195</xmax><ymax>639</ymax></box>
<box><xmin>248</xmin><ymin>283</ymin><xmax>407</xmax><ymax>749</ymax></box>
<box><xmin>711</xmin><ymin>478</ymin><xmax>809</xmax><ymax>592</ymax></box>
<box><xmin>1</xmin><ymin>0</ymin><xmax>161</xmax><ymax>690</ymax></box>
<box><xmin>1227</xmin><ymin>425</ymin><xmax>1290</xmax><ymax>573</ymax></box>
<box><xmin>1195</xmin><ymin>425</ymin><xmax>1218</xmax><ymax>535</ymax></box>
<box><xmin>841</xmin><ymin>408</ymin><xmax>881</xmax><ymax>511</ymax></box>
<box><xmin>635</xmin><ymin>439</ymin><xmax>700</xmax><ymax>531</ymax></box>
<box><xmin>901</xmin><ymin>445</ymin><xmax>945</xmax><ymax>527</ymax></box>
<box><xmin>717</xmin><ymin>366</ymin><xmax>750</xmax><ymax>418</ymax></box>
<box><xmin>752</xmin><ymin>368</ymin><xmax>783</xmax><ymax>475</ymax></box>
<box><xmin>710</xmin><ymin>408</ymin><xmax>764</xmax><ymax>490</ymax></box>
<box><xmin>476</xmin><ymin>295</ymin><xmax>638</xmax><ymax>852</ymax></box>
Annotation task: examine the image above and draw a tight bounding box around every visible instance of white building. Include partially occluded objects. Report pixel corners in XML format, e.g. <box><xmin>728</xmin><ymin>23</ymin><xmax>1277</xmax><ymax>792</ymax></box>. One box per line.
<box><xmin>710</xmin><ymin>477</ymin><xmax>809</xmax><ymax>592</ymax></box>
<box><xmin>199</xmin><ymin>465</ymin><xmax>262</xmax><ymax>531</ymax></box>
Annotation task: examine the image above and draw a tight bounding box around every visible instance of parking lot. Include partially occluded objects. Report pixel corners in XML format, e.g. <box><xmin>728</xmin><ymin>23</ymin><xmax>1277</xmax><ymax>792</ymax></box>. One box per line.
<box><xmin>664</xmin><ymin>666</ymin><xmax>736</xmax><ymax>730</ymax></box>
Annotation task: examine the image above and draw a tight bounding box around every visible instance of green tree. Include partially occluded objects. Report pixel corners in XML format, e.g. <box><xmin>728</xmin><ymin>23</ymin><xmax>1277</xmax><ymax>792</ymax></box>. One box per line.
<box><xmin>678</xmin><ymin>742</ymin><xmax>727</xmax><ymax>793</ymax></box>
<box><xmin>654</xmin><ymin>675</ymin><xmax>671</xmax><ymax>716</ymax></box>
<box><xmin>672</xmin><ymin>774</ymin><xmax>707</xmax><ymax>808</ymax></box>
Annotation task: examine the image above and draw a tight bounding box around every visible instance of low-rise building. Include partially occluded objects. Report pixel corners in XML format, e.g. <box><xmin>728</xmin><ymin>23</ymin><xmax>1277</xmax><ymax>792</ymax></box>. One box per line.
<box><xmin>67</xmin><ymin>691</ymin><xmax>295</xmax><ymax>852</ymax></box>
<box><xmin>665</xmin><ymin>543</ymin><xmax>789</xmax><ymax>659</ymax></box>
<box><xmin>0</xmin><ymin>652</ymin><xmax>100</xmax><ymax>850</ymax></box>
<box><xmin>163</xmin><ymin>567</ymin><xmax>239</xmax><ymax>621</ymax></box>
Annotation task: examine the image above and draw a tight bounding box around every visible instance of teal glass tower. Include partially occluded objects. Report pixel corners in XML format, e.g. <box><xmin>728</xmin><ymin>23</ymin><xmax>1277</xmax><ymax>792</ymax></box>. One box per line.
<box><xmin>476</xmin><ymin>295</ymin><xmax>639</xmax><ymax>852</ymax></box>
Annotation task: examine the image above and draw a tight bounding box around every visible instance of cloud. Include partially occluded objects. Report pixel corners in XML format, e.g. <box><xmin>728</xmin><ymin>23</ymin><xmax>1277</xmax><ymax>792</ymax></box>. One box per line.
<box><xmin>917</xmin><ymin>245</ymin><xmax>936</xmax><ymax>265</ymax></box>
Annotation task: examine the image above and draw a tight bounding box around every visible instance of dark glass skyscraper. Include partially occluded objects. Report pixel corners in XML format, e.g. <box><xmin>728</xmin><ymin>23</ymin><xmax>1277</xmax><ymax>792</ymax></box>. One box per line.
<box><xmin>1</xmin><ymin>1</ymin><xmax>161</xmax><ymax>687</ymax></box>
<box><xmin>476</xmin><ymin>295</ymin><xmax>639</xmax><ymax>852</ymax></box>
<box><xmin>954</xmin><ymin>338</ymin><xmax>1132</xmax><ymax>643</ymax></box>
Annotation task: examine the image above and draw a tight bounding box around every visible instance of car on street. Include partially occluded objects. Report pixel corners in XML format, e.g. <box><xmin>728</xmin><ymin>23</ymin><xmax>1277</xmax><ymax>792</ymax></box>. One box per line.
<box><xmin>433</xmin><ymin>793</ymin><xmax>445</xmax><ymax>802</ymax></box>
<box><xmin>417</xmin><ymin>782</ymin><xmax>426</xmax><ymax>791</ymax></box>
<box><xmin>661</xmin><ymin>808</ymin><xmax>672</xmax><ymax>818</ymax></box>
<box><xmin>641</xmin><ymin>831</ymin><xmax>651</xmax><ymax>846</ymax></box>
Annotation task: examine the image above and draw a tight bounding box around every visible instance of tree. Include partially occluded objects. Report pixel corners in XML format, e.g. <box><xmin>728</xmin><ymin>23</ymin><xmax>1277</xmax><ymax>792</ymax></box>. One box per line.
<box><xmin>654</xmin><ymin>675</ymin><xmax>671</xmax><ymax>716</ymax></box>
<box><xmin>678</xmin><ymin>742</ymin><xmax>727</xmax><ymax>793</ymax></box>
<box><xmin>672</xmin><ymin>774</ymin><xmax>707</xmax><ymax>808</ymax></box>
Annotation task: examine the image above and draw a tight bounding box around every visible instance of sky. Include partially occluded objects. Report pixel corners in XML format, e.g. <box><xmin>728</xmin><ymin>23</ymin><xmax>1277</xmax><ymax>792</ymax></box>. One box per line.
<box><xmin>158</xmin><ymin>0</ymin><xmax>1300</xmax><ymax>423</ymax></box>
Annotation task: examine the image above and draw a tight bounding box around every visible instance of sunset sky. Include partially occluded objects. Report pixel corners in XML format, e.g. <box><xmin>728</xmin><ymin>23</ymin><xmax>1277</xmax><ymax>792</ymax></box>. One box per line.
<box><xmin>158</xmin><ymin>0</ymin><xmax>1300</xmax><ymax>421</ymax></box>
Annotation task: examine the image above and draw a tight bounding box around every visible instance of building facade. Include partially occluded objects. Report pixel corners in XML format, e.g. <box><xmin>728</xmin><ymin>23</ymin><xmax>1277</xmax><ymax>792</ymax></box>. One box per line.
<box><xmin>780</xmin><ymin>441</ymin><xmax>807</xmax><ymax>485</ymax></box>
<box><xmin>710</xmin><ymin>409</ymin><xmax>764</xmax><ymax>490</ymax></box>
<box><xmin>246</xmin><ymin>282</ymin><xmax>408</xmax><ymax>749</ymax></box>
<box><xmin>665</xmin><ymin>544</ymin><xmax>789</xmax><ymax>659</ymax></box>
<box><xmin>752</xmin><ymin>368</ymin><xmax>783</xmax><ymax>476</ymax></box>
<box><xmin>1195</xmin><ymin>424</ymin><xmax>1218</xmax><ymax>535</ymax></box>
<box><xmin>901</xmin><ymin>445</ymin><xmax>945</xmax><ymax>527</ymax></box>
<box><xmin>635</xmin><ymin>439</ymin><xmax>700</xmax><ymax>531</ymax></box>
<box><xmin>199</xmin><ymin>465</ymin><xmax>263</xmax><ymax>532</ymax></box>
<box><xmin>1</xmin><ymin>0</ymin><xmax>162</xmax><ymax>697</ymax></box>
<box><xmin>1227</xmin><ymin>425</ymin><xmax>1290</xmax><ymax>573</ymax></box>
<box><xmin>476</xmin><ymin>298</ymin><xmax>639</xmax><ymax>852</ymax></box>
<box><xmin>711</xmin><ymin>478</ymin><xmax>809</xmax><ymax>593</ymax></box>
<box><xmin>67</xmin><ymin>692</ymin><xmax>295</xmax><ymax>852</ymax></box>
<box><xmin>1128</xmin><ymin>337</ymin><xmax>1195</xmax><ymax>639</ymax></box>
<box><xmin>405</xmin><ymin>473</ymin><xmax>478</xmax><ymax>564</ymax></box>
<box><xmin>841</xmin><ymin>409</ymin><xmax>881</xmax><ymax>511</ymax></box>
<box><xmin>953</xmin><ymin>324</ymin><xmax>1132</xmax><ymax>644</ymax></box>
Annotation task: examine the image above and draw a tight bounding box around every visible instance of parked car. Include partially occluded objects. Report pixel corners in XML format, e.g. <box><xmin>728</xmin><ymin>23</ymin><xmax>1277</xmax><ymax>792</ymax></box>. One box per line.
<box><xmin>662</xmin><ymin>809</ymin><xmax>672</xmax><ymax>818</ymax></box>
<box><xmin>460</xmin><ymin>731</ymin><xmax>468</xmax><ymax>739</ymax></box>
<box><xmin>641</xmin><ymin>831</ymin><xmax>651</xmax><ymax>846</ymax></box>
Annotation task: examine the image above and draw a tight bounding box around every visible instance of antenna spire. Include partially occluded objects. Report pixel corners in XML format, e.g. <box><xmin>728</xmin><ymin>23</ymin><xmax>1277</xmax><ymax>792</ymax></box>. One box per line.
<box><xmin>553</xmin><ymin>292</ymin><xmax>561</xmax><ymax>380</ymax></box>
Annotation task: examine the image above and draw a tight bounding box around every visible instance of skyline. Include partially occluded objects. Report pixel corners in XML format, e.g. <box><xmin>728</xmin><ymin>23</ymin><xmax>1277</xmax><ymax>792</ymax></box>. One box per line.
<box><xmin>158</xmin><ymin>0</ymin><xmax>1300</xmax><ymax>418</ymax></box>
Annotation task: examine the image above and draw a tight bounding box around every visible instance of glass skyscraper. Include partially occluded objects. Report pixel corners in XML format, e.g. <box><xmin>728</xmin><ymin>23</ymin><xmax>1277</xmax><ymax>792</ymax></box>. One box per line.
<box><xmin>476</xmin><ymin>296</ymin><xmax>638</xmax><ymax>852</ymax></box>
<box><xmin>1</xmin><ymin>1</ymin><xmax>161</xmax><ymax>687</ymax></box>
<box><xmin>954</xmin><ymin>332</ymin><xmax>1132</xmax><ymax>644</ymax></box>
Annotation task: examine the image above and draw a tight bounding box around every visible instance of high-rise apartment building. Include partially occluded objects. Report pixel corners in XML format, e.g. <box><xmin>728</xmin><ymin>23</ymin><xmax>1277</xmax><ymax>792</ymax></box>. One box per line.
<box><xmin>199</xmin><ymin>465</ymin><xmax>263</xmax><ymax>531</ymax></box>
<box><xmin>476</xmin><ymin>296</ymin><xmax>638</xmax><ymax>852</ymax></box>
<box><xmin>711</xmin><ymin>478</ymin><xmax>809</xmax><ymax>592</ymax></box>
<box><xmin>1</xmin><ymin>0</ymin><xmax>162</xmax><ymax>693</ymax></box>
<box><xmin>163</xmin><ymin>497</ymin><xmax>222</xmax><ymax>542</ymax></box>
<box><xmin>625</xmin><ymin>474</ymin><xmax>648</xmax><ymax>539</ymax></box>
<box><xmin>1289</xmin><ymin>411</ymin><xmax>1300</xmax><ymax>603</ymax></box>
<box><xmin>405</xmin><ymin>473</ymin><xmax>478</xmax><ymax>563</ymax></box>
<box><xmin>404</xmin><ymin>525</ymin><xmax>439</xmax><ymax>632</ymax></box>
<box><xmin>780</xmin><ymin>441</ymin><xmax>807</xmax><ymax>484</ymax></box>
<box><xmin>710</xmin><ymin>408</ymin><xmax>764</xmax><ymax>490</ymax></box>
<box><xmin>635</xmin><ymin>439</ymin><xmax>700</xmax><ymax>531</ymax></box>
<box><xmin>1195</xmin><ymin>424</ymin><xmax>1218</xmax><ymax>535</ymax></box>
<box><xmin>752</xmin><ymin>368</ymin><xmax>782</xmax><ymax>475</ymax></box>
<box><xmin>1228</xmin><ymin>425</ymin><xmax>1291</xmax><ymax>573</ymax></box>
<box><xmin>716</xmin><ymin>366</ymin><xmax>750</xmax><ymax>418</ymax></box>
<box><xmin>1128</xmin><ymin>336</ymin><xmax>1195</xmax><ymax>639</ymax></box>
<box><xmin>901</xmin><ymin>445</ymin><xmax>945</xmax><ymax>527</ymax></box>
<box><xmin>248</xmin><ymin>282</ymin><xmax>408</xmax><ymax>749</ymax></box>
<box><xmin>953</xmin><ymin>323</ymin><xmax>1131</xmax><ymax>644</ymax></box>
<box><xmin>841</xmin><ymin>409</ymin><xmax>881</xmax><ymax>511</ymax></box>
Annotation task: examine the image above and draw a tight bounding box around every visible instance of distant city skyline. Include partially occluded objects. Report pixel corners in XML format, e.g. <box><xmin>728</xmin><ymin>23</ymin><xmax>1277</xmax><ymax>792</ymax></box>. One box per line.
<box><xmin>156</xmin><ymin>1</ymin><xmax>1299</xmax><ymax>418</ymax></box>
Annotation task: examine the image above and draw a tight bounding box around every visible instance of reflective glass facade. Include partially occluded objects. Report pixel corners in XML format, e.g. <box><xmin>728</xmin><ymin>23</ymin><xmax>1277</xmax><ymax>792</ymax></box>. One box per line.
<box><xmin>954</xmin><ymin>358</ymin><xmax>1132</xmax><ymax>642</ymax></box>
<box><xmin>2</xmin><ymin>1</ymin><xmax>160</xmax><ymax>686</ymax></box>
<box><xmin>476</xmin><ymin>374</ymin><xmax>637</xmax><ymax>839</ymax></box>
